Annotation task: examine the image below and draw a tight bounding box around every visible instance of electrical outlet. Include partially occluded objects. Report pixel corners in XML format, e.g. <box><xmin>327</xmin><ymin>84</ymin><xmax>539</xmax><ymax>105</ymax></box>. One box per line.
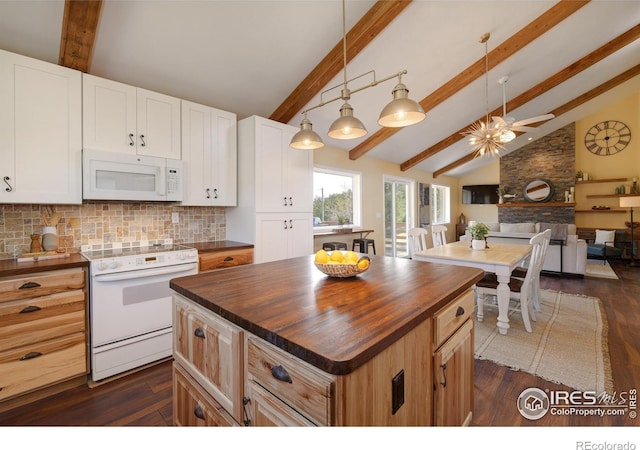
<box><xmin>171</xmin><ymin>212</ymin><xmax>179</xmax><ymax>224</ymax></box>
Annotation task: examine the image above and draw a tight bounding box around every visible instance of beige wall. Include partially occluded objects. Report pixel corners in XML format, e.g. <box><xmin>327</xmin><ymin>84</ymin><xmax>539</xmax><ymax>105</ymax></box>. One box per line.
<box><xmin>456</xmin><ymin>91</ymin><xmax>639</xmax><ymax>230</ymax></box>
<box><xmin>575</xmin><ymin>92</ymin><xmax>640</xmax><ymax>229</ymax></box>
<box><xmin>312</xmin><ymin>146</ymin><xmax>459</xmax><ymax>253</ymax></box>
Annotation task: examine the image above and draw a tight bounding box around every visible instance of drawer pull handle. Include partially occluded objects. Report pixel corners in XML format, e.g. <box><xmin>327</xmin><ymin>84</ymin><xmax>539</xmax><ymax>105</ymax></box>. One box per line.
<box><xmin>19</xmin><ymin>281</ymin><xmax>41</xmax><ymax>290</ymax></box>
<box><xmin>271</xmin><ymin>365</ymin><xmax>292</xmax><ymax>383</ymax></box>
<box><xmin>20</xmin><ymin>305</ymin><xmax>42</xmax><ymax>314</ymax></box>
<box><xmin>20</xmin><ymin>351</ymin><xmax>43</xmax><ymax>361</ymax></box>
<box><xmin>440</xmin><ymin>363</ymin><xmax>447</xmax><ymax>388</ymax></box>
<box><xmin>194</xmin><ymin>328</ymin><xmax>205</xmax><ymax>339</ymax></box>
<box><xmin>455</xmin><ymin>306</ymin><xmax>465</xmax><ymax>317</ymax></box>
<box><xmin>242</xmin><ymin>397</ymin><xmax>251</xmax><ymax>426</ymax></box>
<box><xmin>194</xmin><ymin>405</ymin><xmax>205</xmax><ymax>420</ymax></box>
<box><xmin>223</xmin><ymin>256</ymin><xmax>234</xmax><ymax>262</ymax></box>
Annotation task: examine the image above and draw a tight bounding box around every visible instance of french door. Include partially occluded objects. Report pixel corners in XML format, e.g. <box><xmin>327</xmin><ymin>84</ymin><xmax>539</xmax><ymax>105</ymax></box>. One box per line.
<box><xmin>384</xmin><ymin>176</ymin><xmax>414</xmax><ymax>257</ymax></box>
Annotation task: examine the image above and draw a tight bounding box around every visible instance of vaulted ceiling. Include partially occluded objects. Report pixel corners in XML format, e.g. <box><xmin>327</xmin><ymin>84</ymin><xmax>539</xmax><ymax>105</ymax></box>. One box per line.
<box><xmin>1</xmin><ymin>0</ymin><xmax>638</xmax><ymax>178</ymax></box>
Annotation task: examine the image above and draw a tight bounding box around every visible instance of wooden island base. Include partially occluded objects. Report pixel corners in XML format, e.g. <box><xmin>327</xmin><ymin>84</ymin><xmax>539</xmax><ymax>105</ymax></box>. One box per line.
<box><xmin>170</xmin><ymin>254</ymin><xmax>483</xmax><ymax>426</ymax></box>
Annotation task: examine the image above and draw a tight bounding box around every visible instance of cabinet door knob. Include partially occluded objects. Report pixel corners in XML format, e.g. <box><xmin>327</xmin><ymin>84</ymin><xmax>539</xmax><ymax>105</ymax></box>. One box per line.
<box><xmin>456</xmin><ymin>306</ymin><xmax>465</xmax><ymax>317</ymax></box>
<box><xmin>213</xmin><ymin>188</ymin><xmax>218</xmax><ymax>199</ymax></box>
<box><xmin>3</xmin><ymin>176</ymin><xmax>12</xmax><ymax>192</ymax></box>
<box><xmin>129</xmin><ymin>133</ymin><xmax>135</xmax><ymax>146</ymax></box>
<box><xmin>439</xmin><ymin>363</ymin><xmax>447</xmax><ymax>388</ymax></box>
<box><xmin>283</xmin><ymin>220</ymin><xmax>288</xmax><ymax>230</ymax></box>
<box><xmin>288</xmin><ymin>196</ymin><xmax>293</xmax><ymax>206</ymax></box>
<box><xmin>283</xmin><ymin>196</ymin><xmax>288</xmax><ymax>207</ymax></box>
<box><xmin>194</xmin><ymin>328</ymin><xmax>205</xmax><ymax>339</ymax></box>
<box><xmin>139</xmin><ymin>134</ymin><xmax>146</xmax><ymax>147</ymax></box>
<box><xmin>206</xmin><ymin>188</ymin><xmax>211</xmax><ymax>199</ymax></box>
<box><xmin>193</xmin><ymin>405</ymin><xmax>205</xmax><ymax>420</ymax></box>
<box><xmin>271</xmin><ymin>364</ymin><xmax>293</xmax><ymax>383</ymax></box>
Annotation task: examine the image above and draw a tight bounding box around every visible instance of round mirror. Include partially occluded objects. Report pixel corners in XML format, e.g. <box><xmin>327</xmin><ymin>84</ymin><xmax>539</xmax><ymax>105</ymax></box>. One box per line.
<box><xmin>523</xmin><ymin>179</ymin><xmax>553</xmax><ymax>202</ymax></box>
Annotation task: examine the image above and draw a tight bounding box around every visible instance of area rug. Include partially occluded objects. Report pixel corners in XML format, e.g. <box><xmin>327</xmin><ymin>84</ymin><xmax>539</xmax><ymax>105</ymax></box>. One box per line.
<box><xmin>585</xmin><ymin>259</ymin><xmax>619</xmax><ymax>279</ymax></box>
<box><xmin>474</xmin><ymin>289</ymin><xmax>613</xmax><ymax>393</ymax></box>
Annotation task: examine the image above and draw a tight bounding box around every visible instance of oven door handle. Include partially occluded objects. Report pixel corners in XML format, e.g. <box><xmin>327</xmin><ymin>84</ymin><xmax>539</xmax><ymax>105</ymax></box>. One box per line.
<box><xmin>93</xmin><ymin>262</ymin><xmax>199</xmax><ymax>282</ymax></box>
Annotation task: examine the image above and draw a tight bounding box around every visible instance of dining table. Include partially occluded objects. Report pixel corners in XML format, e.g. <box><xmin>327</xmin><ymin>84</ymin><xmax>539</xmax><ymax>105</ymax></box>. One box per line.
<box><xmin>413</xmin><ymin>240</ymin><xmax>533</xmax><ymax>335</ymax></box>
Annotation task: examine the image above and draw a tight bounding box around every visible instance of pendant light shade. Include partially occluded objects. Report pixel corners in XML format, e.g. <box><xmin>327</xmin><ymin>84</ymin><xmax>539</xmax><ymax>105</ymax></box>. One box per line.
<box><xmin>378</xmin><ymin>82</ymin><xmax>426</xmax><ymax>127</ymax></box>
<box><xmin>290</xmin><ymin>117</ymin><xmax>324</xmax><ymax>149</ymax></box>
<box><xmin>328</xmin><ymin>102</ymin><xmax>367</xmax><ymax>139</ymax></box>
<box><xmin>499</xmin><ymin>128</ymin><xmax>516</xmax><ymax>143</ymax></box>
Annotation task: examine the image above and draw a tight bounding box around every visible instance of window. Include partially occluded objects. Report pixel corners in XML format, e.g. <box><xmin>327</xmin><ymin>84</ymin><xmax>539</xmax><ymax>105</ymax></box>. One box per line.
<box><xmin>431</xmin><ymin>184</ymin><xmax>450</xmax><ymax>225</ymax></box>
<box><xmin>313</xmin><ymin>167</ymin><xmax>361</xmax><ymax>229</ymax></box>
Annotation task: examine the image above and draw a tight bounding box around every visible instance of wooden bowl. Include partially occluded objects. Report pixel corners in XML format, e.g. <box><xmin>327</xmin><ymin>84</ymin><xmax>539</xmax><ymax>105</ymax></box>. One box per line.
<box><xmin>314</xmin><ymin>256</ymin><xmax>370</xmax><ymax>278</ymax></box>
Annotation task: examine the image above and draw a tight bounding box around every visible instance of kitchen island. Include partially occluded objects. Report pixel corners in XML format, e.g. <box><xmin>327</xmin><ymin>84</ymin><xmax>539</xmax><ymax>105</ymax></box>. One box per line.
<box><xmin>170</xmin><ymin>254</ymin><xmax>483</xmax><ymax>426</ymax></box>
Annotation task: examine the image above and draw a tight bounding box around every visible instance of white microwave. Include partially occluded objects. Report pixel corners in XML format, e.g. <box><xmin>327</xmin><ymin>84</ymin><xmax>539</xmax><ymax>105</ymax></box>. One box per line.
<box><xmin>82</xmin><ymin>150</ymin><xmax>183</xmax><ymax>202</ymax></box>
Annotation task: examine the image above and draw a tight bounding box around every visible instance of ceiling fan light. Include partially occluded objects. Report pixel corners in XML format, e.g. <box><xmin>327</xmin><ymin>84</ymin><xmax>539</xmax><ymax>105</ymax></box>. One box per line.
<box><xmin>378</xmin><ymin>83</ymin><xmax>426</xmax><ymax>127</ymax></box>
<box><xmin>500</xmin><ymin>129</ymin><xmax>516</xmax><ymax>143</ymax></box>
<box><xmin>328</xmin><ymin>102</ymin><xmax>367</xmax><ymax>139</ymax></box>
<box><xmin>290</xmin><ymin>117</ymin><xmax>324</xmax><ymax>149</ymax></box>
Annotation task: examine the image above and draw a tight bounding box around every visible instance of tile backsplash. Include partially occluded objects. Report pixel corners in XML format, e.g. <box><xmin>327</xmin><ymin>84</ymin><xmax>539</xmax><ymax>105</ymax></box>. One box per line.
<box><xmin>0</xmin><ymin>202</ymin><xmax>226</xmax><ymax>259</ymax></box>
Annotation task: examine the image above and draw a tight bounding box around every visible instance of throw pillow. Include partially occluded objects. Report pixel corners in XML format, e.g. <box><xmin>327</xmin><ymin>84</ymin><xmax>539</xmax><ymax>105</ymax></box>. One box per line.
<box><xmin>594</xmin><ymin>229</ymin><xmax>616</xmax><ymax>247</ymax></box>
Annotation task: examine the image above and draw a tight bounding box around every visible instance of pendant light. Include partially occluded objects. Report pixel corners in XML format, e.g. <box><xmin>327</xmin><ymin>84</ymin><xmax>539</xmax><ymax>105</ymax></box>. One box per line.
<box><xmin>290</xmin><ymin>0</ymin><xmax>425</xmax><ymax>149</ymax></box>
<box><xmin>462</xmin><ymin>32</ymin><xmax>507</xmax><ymax>158</ymax></box>
<box><xmin>290</xmin><ymin>114</ymin><xmax>324</xmax><ymax>149</ymax></box>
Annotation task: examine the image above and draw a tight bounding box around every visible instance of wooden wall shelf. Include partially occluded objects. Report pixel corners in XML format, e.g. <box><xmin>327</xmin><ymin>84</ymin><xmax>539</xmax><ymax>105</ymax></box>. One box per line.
<box><xmin>575</xmin><ymin>209</ymin><xmax>626</xmax><ymax>214</ymax></box>
<box><xmin>575</xmin><ymin>177</ymin><xmax>627</xmax><ymax>184</ymax></box>
<box><xmin>586</xmin><ymin>193</ymin><xmax>640</xmax><ymax>199</ymax></box>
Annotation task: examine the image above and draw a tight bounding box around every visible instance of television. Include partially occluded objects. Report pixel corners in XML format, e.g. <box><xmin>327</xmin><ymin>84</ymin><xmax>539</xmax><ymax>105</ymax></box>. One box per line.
<box><xmin>462</xmin><ymin>184</ymin><xmax>499</xmax><ymax>205</ymax></box>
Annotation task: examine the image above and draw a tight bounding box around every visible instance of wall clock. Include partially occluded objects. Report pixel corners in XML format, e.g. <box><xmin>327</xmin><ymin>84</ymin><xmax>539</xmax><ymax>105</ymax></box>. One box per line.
<box><xmin>584</xmin><ymin>120</ymin><xmax>631</xmax><ymax>156</ymax></box>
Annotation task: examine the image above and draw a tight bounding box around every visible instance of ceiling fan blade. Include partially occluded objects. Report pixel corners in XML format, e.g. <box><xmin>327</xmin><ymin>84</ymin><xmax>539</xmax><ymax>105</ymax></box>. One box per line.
<box><xmin>511</xmin><ymin>125</ymin><xmax>537</xmax><ymax>133</ymax></box>
<box><xmin>491</xmin><ymin>116</ymin><xmax>509</xmax><ymax>127</ymax></box>
<box><xmin>512</xmin><ymin>114</ymin><xmax>555</xmax><ymax>127</ymax></box>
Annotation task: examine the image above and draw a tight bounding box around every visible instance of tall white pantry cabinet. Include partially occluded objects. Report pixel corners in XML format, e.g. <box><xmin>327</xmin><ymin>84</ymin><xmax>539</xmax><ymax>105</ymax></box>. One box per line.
<box><xmin>226</xmin><ymin>116</ymin><xmax>313</xmax><ymax>264</ymax></box>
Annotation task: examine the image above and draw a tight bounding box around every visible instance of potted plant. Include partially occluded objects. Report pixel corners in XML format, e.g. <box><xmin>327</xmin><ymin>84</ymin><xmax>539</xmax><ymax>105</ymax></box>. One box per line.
<box><xmin>497</xmin><ymin>186</ymin><xmax>506</xmax><ymax>204</ymax></box>
<box><xmin>576</xmin><ymin>170</ymin><xmax>584</xmax><ymax>182</ymax></box>
<box><xmin>468</xmin><ymin>222</ymin><xmax>489</xmax><ymax>250</ymax></box>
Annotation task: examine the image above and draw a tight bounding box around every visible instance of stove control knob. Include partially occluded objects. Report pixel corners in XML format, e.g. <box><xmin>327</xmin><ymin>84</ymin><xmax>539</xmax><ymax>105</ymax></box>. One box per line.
<box><xmin>96</xmin><ymin>262</ymin><xmax>108</xmax><ymax>271</ymax></box>
<box><xmin>109</xmin><ymin>260</ymin><xmax>119</xmax><ymax>270</ymax></box>
<box><xmin>178</xmin><ymin>252</ymin><xmax>186</xmax><ymax>261</ymax></box>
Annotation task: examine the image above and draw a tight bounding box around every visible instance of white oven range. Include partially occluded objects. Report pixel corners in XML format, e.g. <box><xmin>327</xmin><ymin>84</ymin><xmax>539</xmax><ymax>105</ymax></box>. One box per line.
<box><xmin>81</xmin><ymin>240</ymin><xmax>198</xmax><ymax>382</ymax></box>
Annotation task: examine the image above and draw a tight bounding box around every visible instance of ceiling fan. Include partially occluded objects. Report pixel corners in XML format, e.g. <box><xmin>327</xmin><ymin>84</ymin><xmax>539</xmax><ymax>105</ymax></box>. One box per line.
<box><xmin>492</xmin><ymin>75</ymin><xmax>555</xmax><ymax>142</ymax></box>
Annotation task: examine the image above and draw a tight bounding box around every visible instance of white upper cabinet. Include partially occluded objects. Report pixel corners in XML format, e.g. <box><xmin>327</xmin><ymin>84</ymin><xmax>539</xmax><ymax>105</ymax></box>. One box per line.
<box><xmin>83</xmin><ymin>74</ymin><xmax>181</xmax><ymax>159</ymax></box>
<box><xmin>251</xmin><ymin>116</ymin><xmax>313</xmax><ymax>213</ymax></box>
<box><xmin>181</xmin><ymin>100</ymin><xmax>237</xmax><ymax>206</ymax></box>
<box><xmin>0</xmin><ymin>49</ymin><xmax>82</xmax><ymax>204</ymax></box>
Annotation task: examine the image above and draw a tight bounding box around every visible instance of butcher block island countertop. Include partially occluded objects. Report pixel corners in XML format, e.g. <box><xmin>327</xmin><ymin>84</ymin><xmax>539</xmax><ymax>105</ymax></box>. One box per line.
<box><xmin>170</xmin><ymin>254</ymin><xmax>483</xmax><ymax>426</ymax></box>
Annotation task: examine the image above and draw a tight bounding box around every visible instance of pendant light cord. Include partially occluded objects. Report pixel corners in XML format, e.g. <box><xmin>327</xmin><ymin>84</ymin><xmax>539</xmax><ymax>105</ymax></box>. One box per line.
<box><xmin>484</xmin><ymin>37</ymin><xmax>489</xmax><ymax>126</ymax></box>
<box><xmin>342</xmin><ymin>0</ymin><xmax>348</xmax><ymax>91</ymax></box>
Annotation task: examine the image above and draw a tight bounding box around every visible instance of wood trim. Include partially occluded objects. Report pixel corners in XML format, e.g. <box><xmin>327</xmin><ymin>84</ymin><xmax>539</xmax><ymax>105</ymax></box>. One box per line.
<box><xmin>496</xmin><ymin>202</ymin><xmax>575</xmax><ymax>207</ymax></box>
<box><xmin>432</xmin><ymin>57</ymin><xmax>640</xmax><ymax>178</ymax></box>
<box><xmin>576</xmin><ymin>178</ymin><xmax>628</xmax><ymax>184</ymax></box>
<box><xmin>348</xmin><ymin>0</ymin><xmax>589</xmax><ymax>161</ymax></box>
<box><xmin>268</xmin><ymin>0</ymin><xmax>412</xmax><ymax>124</ymax></box>
<box><xmin>58</xmin><ymin>0</ymin><xmax>103</xmax><ymax>72</ymax></box>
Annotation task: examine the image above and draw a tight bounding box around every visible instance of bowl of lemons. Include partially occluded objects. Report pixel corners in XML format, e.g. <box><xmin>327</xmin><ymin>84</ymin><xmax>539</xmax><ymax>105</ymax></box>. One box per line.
<box><xmin>314</xmin><ymin>249</ymin><xmax>370</xmax><ymax>278</ymax></box>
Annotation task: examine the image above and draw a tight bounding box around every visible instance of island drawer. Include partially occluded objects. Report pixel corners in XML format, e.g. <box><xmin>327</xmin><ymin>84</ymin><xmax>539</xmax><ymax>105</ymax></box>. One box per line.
<box><xmin>433</xmin><ymin>289</ymin><xmax>474</xmax><ymax>348</ymax></box>
<box><xmin>246</xmin><ymin>336</ymin><xmax>335</xmax><ymax>426</ymax></box>
<box><xmin>0</xmin><ymin>332</ymin><xmax>86</xmax><ymax>401</ymax></box>
<box><xmin>0</xmin><ymin>268</ymin><xmax>85</xmax><ymax>304</ymax></box>
<box><xmin>173</xmin><ymin>362</ymin><xmax>238</xmax><ymax>427</ymax></box>
<box><xmin>0</xmin><ymin>290</ymin><xmax>86</xmax><ymax>351</ymax></box>
<box><xmin>198</xmin><ymin>248</ymin><xmax>253</xmax><ymax>273</ymax></box>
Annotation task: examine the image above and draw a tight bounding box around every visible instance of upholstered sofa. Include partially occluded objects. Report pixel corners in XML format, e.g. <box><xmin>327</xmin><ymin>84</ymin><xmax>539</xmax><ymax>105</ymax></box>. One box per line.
<box><xmin>465</xmin><ymin>222</ymin><xmax>587</xmax><ymax>276</ymax></box>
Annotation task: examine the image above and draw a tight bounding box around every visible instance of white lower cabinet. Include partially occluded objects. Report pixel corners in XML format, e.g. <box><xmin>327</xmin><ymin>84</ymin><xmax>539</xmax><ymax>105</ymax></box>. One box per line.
<box><xmin>0</xmin><ymin>49</ymin><xmax>82</xmax><ymax>204</ymax></box>
<box><xmin>255</xmin><ymin>213</ymin><xmax>313</xmax><ymax>263</ymax></box>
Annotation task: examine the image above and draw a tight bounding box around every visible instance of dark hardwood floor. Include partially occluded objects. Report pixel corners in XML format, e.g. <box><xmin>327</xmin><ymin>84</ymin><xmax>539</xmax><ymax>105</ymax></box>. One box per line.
<box><xmin>0</xmin><ymin>259</ymin><xmax>638</xmax><ymax>427</ymax></box>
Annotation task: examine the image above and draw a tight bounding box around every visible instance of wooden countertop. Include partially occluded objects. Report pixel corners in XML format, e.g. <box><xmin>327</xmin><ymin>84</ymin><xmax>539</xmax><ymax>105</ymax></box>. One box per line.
<box><xmin>0</xmin><ymin>253</ymin><xmax>89</xmax><ymax>278</ymax></box>
<box><xmin>170</xmin><ymin>255</ymin><xmax>483</xmax><ymax>375</ymax></box>
<box><xmin>185</xmin><ymin>240</ymin><xmax>254</xmax><ymax>253</ymax></box>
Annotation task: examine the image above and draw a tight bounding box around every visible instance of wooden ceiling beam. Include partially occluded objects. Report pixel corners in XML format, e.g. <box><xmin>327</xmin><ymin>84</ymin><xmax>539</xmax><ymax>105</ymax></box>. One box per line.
<box><xmin>348</xmin><ymin>0</ymin><xmax>589</xmax><ymax>161</ymax></box>
<box><xmin>433</xmin><ymin>64</ymin><xmax>640</xmax><ymax>178</ymax></box>
<box><xmin>269</xmin><ymin>0</ymin><xmax>412</xmax><ymax>125</ymax></box>
<box><xmin>406</xmin><ymin>23</ymin><xmax>640</xmax><ymax>173</ymax></box>
<box><xmin>58</xmin><ymin>0</ymin><xmax>103</xmax><ymax>72</ymax></box>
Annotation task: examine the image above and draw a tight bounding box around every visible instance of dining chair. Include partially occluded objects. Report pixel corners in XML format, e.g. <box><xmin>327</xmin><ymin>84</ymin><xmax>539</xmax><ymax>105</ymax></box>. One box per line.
<box><xmin>408</xmin><ymin>227</ymin><xmax>429</xmax><ymax>258</ymax></box>
<box><xmin>511</xmin><ymin>229</ymin><xmax>551</xmax><ymax>313</ymax></box>
<box><xmin>431</xmin><ymin>225</ymin><xmax>447</xmax><ymax>248</ymax></box>
<box><xmin>475</xmin><ymin>229</ymin><xmax>549</xmax><ymax>333</ymax></box>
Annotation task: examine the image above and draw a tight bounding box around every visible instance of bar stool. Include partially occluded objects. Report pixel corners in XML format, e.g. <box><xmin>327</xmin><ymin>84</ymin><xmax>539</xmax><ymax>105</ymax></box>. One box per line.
<box><xmin>352</xmin><ymin>238</ymin><xmax>376</xmax><ymax>255</ymax></box>
<box><xmin>323</xmin><ymin>241</ymin><xmax>348</xmax><ymax>251</ymax></box>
